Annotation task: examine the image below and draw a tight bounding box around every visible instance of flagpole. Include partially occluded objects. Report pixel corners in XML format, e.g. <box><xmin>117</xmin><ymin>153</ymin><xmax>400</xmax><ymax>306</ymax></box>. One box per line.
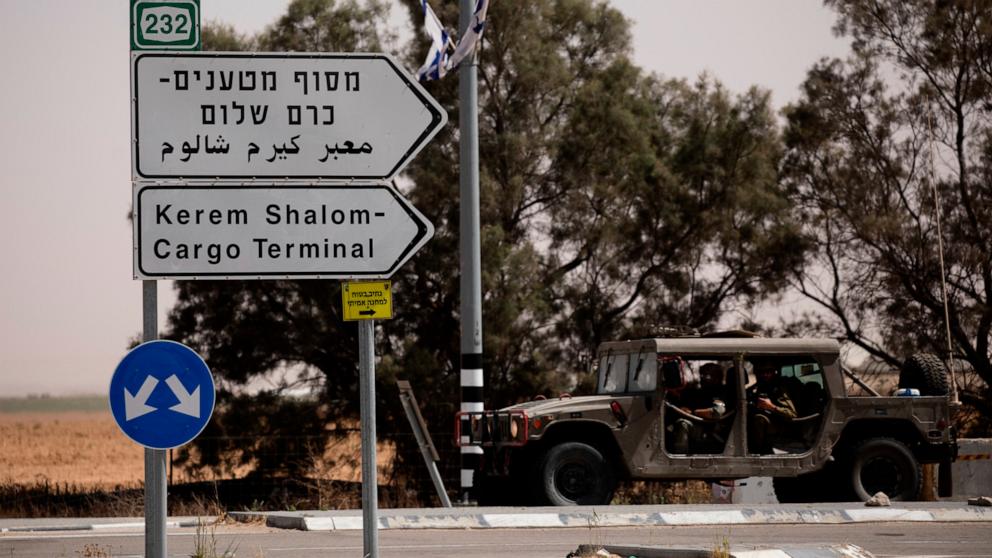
<box><xmin>458</xmin><ymin>0</ymin><xmax>484</xmax><ymax>504</ymax></box>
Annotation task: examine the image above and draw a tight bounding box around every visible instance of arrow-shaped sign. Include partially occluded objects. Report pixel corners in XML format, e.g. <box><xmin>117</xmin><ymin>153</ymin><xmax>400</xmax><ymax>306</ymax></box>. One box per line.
<box><xmin>125</xmin><ymin>375</ymin><xmax>159</xmax><ymax>421</ymax></box>
<box><xmin>165</xmin><ymin>374</ymin><xmax>200</xmax><ymax>418</ymax></box>
<box><xmin>132</xmin><ymin>52</ymin><xmax>446</xmax><ymax>181</ymax></box>
<box><xmin>359</xmin><ymin>309</ymin><xmax>376</xmax><ymax>316</ymax></box>
<box><xmin>135</xmin><ymin>184</ymin><xmax>434</xmax><ymax>279</ymax></box>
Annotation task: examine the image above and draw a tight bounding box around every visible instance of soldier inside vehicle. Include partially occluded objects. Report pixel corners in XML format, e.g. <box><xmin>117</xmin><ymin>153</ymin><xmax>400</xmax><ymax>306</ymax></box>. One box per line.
<box><xmin>665</xmin><ymin>360</ymin><xmax>735</xmax><ymax>455</ymax></box>
<box><xmin>746</xmin><ymin>359</ymin><xmax>828</xmax><ymax>454</ymax></box>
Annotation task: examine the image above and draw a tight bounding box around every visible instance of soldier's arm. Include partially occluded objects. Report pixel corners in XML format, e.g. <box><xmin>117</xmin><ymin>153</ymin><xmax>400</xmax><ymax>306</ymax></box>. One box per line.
<box><xmin>773</xmin><ymin>394</ymin><xmax>798</xmax><ymax>419</ymax></box>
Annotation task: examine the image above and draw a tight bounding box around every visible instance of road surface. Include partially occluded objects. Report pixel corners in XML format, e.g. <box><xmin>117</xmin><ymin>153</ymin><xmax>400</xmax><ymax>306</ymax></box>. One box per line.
<box><xmin>1</xmin><ymin>521</ymin><xmax>989</xmax><ymax>557</ymax></box>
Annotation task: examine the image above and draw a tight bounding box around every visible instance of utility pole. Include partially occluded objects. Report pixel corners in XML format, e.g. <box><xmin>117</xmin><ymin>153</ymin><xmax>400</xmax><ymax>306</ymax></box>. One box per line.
<box><xmin>458</xmin><ymin>0</ymin><xmax>484</xmax><ymax>503</ymax></box>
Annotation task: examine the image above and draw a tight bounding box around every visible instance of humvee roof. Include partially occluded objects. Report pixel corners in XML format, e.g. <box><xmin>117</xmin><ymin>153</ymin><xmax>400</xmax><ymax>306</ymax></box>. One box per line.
<box><xmin>597</xmin><ymin>337</ymin><xmax>841</xmax><ymax>356</ymax></box>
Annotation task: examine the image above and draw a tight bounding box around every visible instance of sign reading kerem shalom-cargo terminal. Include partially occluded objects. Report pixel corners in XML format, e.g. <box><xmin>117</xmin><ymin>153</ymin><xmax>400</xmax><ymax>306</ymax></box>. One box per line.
<box><xmin>133</xmin><ymin>184</ymin><xmax>433</xmax><ymax>279</ymax></box>
<box><xmin>131</xmin><ymin>52</ymin><xmax>446</xmax><ymax>181</ymax></box>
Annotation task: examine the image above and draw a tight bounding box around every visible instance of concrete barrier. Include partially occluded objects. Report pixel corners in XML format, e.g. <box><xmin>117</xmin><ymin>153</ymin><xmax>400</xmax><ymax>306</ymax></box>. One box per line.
<box><xmin>710</xmin><ymin>477</ymin><xmax>777</xmax><ymax>504</ymax></box>
<box><xmin>953</xmin><ymin>438</ymin><xmax>991</xmax><ymax>499</ymax></box>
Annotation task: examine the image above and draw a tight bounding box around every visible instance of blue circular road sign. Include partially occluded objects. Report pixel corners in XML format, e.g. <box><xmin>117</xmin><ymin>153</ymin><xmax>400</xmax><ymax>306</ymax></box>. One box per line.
<box><xmin>109</xmin><ymin>340</ymin><xmax>215</xmax><ymax>450</ymax></box>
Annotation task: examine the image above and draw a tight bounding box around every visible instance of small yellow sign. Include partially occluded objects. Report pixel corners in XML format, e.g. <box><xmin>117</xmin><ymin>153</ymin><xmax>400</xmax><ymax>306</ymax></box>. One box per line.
<box><xmin>342</xmin><ymin>281</ymin><xmax>393</xmax><ymax>321</ymax></box>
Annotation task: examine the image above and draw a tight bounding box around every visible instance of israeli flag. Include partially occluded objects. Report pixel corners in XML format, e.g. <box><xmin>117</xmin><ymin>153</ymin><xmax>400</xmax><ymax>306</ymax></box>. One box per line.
<box><xmin>448</xmin><ymin>0</ymin><xmax>490</xmax><ymax>70</ymax></box>
<box><xmin>416</xmin><ymin>0</ymin><xmax>454</xmax><ymax>81</ymax></box>
<box><xmin>417</xmin><ymin>0</ymin><xmax>491</xmax><ymax>81</ymax></box>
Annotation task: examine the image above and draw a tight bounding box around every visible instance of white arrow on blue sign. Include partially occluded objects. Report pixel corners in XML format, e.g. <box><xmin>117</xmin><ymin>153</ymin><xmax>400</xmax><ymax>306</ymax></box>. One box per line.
<box><xmin>109</xmin><ymin>340</ymin><xmax>215</xmax><ymax>450</ymax></box>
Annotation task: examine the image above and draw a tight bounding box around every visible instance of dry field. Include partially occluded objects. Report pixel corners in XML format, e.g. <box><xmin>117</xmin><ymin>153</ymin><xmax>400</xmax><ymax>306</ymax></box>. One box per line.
<box><xmin>0</xmin><ymin>406</ymin><xmax>395</xmax><ymax>492</ymax></box>
<box><xmin>0</xmin><ymin>410</ymin><xmax>145</xmax><ymax>489</ymax></box>
<box><xmin>0</xmin><ymin>402</ymin><xmax>412</xmax><ymax>516</ymax></box>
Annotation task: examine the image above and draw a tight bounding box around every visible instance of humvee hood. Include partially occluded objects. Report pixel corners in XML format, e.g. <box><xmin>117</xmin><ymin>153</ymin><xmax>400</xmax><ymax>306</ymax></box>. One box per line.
<box><xmin>501</xmin><ymin>394</ymin><xmax>618</xmax><ymax>416</ymax></box>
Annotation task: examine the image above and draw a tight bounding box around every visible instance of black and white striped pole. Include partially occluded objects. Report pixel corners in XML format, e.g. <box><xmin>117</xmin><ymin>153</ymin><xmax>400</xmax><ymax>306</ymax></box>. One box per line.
<box><xmin>460</xmin><ymin>354</ymin><xmax>484</xmax><ymax>500</ymax></box>
<box><xmin>458</xmin><ymin>0</ymin><xmax>484</xmax><ymax>503</ymax></box>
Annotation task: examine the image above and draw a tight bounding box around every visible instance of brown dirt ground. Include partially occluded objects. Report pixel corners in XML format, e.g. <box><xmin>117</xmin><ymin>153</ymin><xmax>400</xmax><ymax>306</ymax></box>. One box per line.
<box><xmin>0</xmin><ymin>411</ymin><xmax>144</xmax><ymax>489</ymax></box>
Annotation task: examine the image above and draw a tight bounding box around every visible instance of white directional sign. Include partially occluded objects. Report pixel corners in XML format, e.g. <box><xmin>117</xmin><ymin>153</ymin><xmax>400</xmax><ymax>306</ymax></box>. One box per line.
<box><xmin>133</xmin><ymin>184</ymin><xmax>434</xmax><ymax>279</ymax></box>
<box><xmin>131</xmin><ymin>52</ymin><xmax>447</xmax><ymax>181</ymax></box>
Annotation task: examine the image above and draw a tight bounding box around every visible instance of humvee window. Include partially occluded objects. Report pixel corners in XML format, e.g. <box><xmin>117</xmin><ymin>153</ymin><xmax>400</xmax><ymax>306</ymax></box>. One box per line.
<box><xmin>598</xmin><ymin>352</ymin><xmax>628</xmax><ymax>394</ymax></box>
<box><xmin>780</xmin><ymin>360</ymin><xmax>827</xmax><ymax>416</ymax></box>
<box><xmin>628</xmin><ymin>350</ymin><xmax>657</xmax><ymax>392</ymax></box>
<box><xmin>781</xmin><ymin>362</ymin><xmax>824</xmax><ymax>387</ymax></box>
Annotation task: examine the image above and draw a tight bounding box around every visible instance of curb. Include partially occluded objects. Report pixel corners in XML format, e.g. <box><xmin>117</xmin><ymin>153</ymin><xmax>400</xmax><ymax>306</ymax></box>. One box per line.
<box><xmin>226</xmin><ymin>504</ymin><xmax>992</xmax><ymax>531</ymax></box>
<box><xmin>597</xmin><ymin>543</ymin><xmax>874</xmax><ymax>558</ymax></box>
<box><xmin>4</xmin><ymin>505</ymin><xmax>988</xmax><ymax>534</ymax></box>
<box><xmin>0</xmin><ymin>518</ymin><xmax>205</xmax><ymax>534</ymax></box>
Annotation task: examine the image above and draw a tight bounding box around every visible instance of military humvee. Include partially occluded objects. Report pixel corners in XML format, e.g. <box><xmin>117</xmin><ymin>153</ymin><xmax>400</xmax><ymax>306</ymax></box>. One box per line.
<box><xmin>457</xmin><ymin>333</ymin><xmax>957</xmax><ymax>505</ymax></box>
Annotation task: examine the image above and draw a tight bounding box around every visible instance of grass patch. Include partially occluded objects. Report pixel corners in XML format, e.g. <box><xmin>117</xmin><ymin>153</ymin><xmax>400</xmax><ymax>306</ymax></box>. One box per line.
<box><xmin>612</xmin><ymin>480</ymin><xmax>713</xmax><ymax>505</ymax></box>
<box><xmin>0</xmin><ymin>476</ymin><xmax>425</xmax><ymax>518</ymax></box>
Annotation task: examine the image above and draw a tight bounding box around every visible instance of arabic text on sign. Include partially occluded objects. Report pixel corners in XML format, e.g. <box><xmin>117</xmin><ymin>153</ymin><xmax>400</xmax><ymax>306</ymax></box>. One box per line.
<box><xmin>161</xmin><ymin>135</ymin><xmax>373</xmax><ymax>164</ymax></box>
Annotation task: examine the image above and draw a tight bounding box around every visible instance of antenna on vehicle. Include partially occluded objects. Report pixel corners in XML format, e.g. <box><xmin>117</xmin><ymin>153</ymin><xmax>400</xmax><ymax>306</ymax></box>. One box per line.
<box><xmin>925</xmin><ymin>94</ymin><xmax>960</xmax><ymax>405</ymax></box>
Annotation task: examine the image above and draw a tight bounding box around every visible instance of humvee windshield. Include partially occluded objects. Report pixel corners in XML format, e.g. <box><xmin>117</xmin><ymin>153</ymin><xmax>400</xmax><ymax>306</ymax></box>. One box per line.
<box><xmin>597</xmin><ymin>349</ymin><xmax>657</xmax><ymax>394</ymax></box>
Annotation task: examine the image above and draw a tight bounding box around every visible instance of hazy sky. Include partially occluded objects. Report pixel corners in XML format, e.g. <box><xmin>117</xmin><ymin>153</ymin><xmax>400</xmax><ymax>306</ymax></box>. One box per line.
<box><xmin>0</xmin><ymin>1</ymin><xmax>849</xmax><ymax>397</ymax></box>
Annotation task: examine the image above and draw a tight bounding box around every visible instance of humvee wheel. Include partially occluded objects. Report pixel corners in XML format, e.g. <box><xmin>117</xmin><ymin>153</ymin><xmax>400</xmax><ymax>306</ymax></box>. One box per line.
<box><xmin>540</xmin><ymin>442</ymin><xmax>616</xmax><ymax>505</ymax></box>
<box><xmin>850</xmin><ymin>438</ymin><xmax>921</xmax><ymax>501</ymax></box>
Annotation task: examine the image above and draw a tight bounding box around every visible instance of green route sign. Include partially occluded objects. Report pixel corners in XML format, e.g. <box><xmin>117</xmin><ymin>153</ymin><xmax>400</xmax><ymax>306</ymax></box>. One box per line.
<box><xmin>131</xmin><ymin>0</ymin><xmax>200</xmax><ymax>51</ymax></box>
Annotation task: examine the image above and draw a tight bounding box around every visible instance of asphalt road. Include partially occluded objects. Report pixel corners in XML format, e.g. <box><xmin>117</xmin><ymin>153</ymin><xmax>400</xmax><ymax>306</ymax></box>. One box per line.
<box><xmin>1</xmin><ymin>522</ymin><xmax>989</xmax><ymax>558</ymax></box>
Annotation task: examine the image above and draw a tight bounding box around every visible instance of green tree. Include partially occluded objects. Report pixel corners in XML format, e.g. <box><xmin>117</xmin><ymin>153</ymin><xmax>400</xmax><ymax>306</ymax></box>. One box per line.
<box><xmin>257</xmin><ymin>0</ymin><xmax>394</xmax><ymax>53</ymax></box>
<box><xmin>548</xmin><ymin>74</ymin><xmax>806</xmax><ymax>379</ymax></box>
<box><xmin>782</xmin><ymin>0</ymin><xmax>992</xmax><ymax>430</ymax></box>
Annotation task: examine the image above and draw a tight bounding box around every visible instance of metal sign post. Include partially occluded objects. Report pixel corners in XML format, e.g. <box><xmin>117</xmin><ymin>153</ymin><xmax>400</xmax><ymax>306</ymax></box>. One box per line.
<box><xmin>343</xmin><ymin>280</ymin><xmax>392</xmax><ymax>557</ymax></box>
<box><xmin>358</xmin><ymin>318</ymin><xmax>379</xmax><ymax>558</ymax></box>
<box><xmin>142</xmin><ymin>281</ymin><xmax>163</xmax><ymax>558</ymax></box>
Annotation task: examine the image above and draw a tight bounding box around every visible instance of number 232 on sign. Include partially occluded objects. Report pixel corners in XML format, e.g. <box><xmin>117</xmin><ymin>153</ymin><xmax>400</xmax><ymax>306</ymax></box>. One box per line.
<box><xmin>132</xmin><ymin>0</ymin><xmax>199</xmax><ymax>50</ymax></box>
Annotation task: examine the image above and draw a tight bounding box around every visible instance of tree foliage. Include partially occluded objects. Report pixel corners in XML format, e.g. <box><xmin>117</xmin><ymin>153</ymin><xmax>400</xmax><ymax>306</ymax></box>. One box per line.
<box><xmin>782</xmin><ymin>0</ymin><xmax>992</xmax><ymax>427</ymax></box>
